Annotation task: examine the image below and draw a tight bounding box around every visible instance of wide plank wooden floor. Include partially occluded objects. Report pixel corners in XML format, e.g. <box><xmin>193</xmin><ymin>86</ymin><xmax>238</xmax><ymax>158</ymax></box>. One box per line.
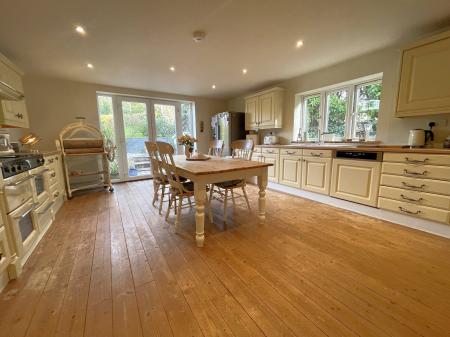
<box><xmin>0</xmin><ymin>180</ymin><xmax>449</xmax><ymax>337</ymax></box>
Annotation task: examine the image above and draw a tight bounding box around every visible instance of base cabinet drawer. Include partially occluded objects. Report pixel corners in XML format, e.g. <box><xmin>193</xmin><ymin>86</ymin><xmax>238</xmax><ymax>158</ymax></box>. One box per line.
<box><xmin>330</xmin><ymin>159</ymin><xmax>381</xmax><ymax>207</ymax></box>
<box><xmin>382</xmin><ymin>162</ymin><xmax>450</xmax><ymax>181</ymax></box>
<box><xmin>279</xmin><ymin>155</ymin><xmax>302</xmax><ymax>188</ymax></box>
<box><xmin>379</xmin><ymin>186</ymin><xmax>450</xmax><ymax>210</ymax></box>
<box><xmin>52</xmin><ymin>194</ymin><xmax>64</xmax><ymax>214</ymax></box>
<box><xmin>380</xmin><ymin>174</ymin><xmax>450</xmax><ymax>196</ymax></box>
<box><xmin>378</xmin><ymin>197</ymin><xmax>450</xmax><ymax>224</ymax></box>
<box><xmin>383</xmin><ymin>153</ymin><xmax>450</xmax><ymax>167</ymax></box>
<box><xmin>301</xmin><ymin>157</ymin><xmax>332</xmax><ymax>195</ymax></box>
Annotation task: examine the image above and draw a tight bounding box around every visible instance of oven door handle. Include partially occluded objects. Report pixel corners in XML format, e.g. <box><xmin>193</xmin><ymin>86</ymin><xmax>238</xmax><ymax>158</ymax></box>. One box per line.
<box><xmin>6</xmin><ymin>175</ymin><xmax>34</xmax><ymax>187</ymax></box>
<box><xmin>32</xmin><ymin>168</ymin><xmax>50</xmax><ymax>177</ymax></box>
<box><xmin>14</xmin><ymin>203</ymin><xmax>38</xmax><ymax>219</ymax></box>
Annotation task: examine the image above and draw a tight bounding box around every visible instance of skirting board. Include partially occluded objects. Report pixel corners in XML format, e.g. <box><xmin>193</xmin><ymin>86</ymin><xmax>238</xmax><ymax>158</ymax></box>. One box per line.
<box><xmin>267</xmin><ymin>182</ymin><xmax>450</xmax><ymax>239</ymax></box>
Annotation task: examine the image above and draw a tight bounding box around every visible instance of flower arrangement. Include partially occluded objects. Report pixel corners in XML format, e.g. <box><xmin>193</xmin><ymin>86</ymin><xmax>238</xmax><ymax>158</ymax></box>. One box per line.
<box><xmin>177</xmin><ymin>134</ymin><xmax>197</xmax><ymax>147</ymax></box>
<box><xmin>177</xmin><ymin>134</ymin><xmax>197</xmax><ymax>158</ymax></box>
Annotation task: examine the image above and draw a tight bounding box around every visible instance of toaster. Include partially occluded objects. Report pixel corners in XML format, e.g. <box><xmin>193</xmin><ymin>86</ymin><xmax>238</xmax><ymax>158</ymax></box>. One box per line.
<box><xmin>263</xmin><ymin>134</ymin><xmax>279</xmax><ymax>145</ymax></box>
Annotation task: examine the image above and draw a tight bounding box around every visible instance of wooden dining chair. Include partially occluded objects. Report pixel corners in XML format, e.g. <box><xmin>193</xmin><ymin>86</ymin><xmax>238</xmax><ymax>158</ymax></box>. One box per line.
<box><xmin>209</xmin><ymin>139</ymin><xmax>254</xmax><ymax>223</ymax></box>
<box><xmin>145</xmin><ymin>141</ymin><xmax>170</xmax><ymax>214</ymax></box>
<box><xmin>208</xmin><ymin>139</ymin><xmax>224</xmax><ymax>157</ymax></box>
<box><xmin>157</xmin><ymin>141</ymin><xmax>213</xmax><ymax>232</ymax></box>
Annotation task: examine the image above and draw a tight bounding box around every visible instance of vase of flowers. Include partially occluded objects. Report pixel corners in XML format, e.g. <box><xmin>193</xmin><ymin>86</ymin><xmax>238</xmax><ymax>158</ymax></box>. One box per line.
<box><xmin>177</xmin><ymin>134</ymin><xmax>197</xmax><ymax>158</ymax></box>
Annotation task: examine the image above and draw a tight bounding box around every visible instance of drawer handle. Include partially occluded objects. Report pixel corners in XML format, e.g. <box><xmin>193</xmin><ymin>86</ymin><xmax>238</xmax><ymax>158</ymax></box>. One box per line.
<box><xmin>15</xmin><ymin>113</ymin><xmax>24</xmax><ymax>119</ymax></box>
<box><xmin>401</xmin><ymin>182</ymin><xmax>426</xmax><ymax>190</ymax></box>
<box><xmin>310</xmin><ymin>153</ymin><xmax>323</xmax><ymax>157</ymax></box>
<box><xmin>266</xmin><ymin>150</ymin><xmax>274</xmax><ymax>153</ymax></box>
<box><xmin>403</xmin><ymin>169</ymin><xmax>427</xmax><ymax>176</ymax></box>
<box><xmin>54</xmin><ymin>191</ymin><xmax>60</xmax><ymax>198</ymax></box>
<box><xmin>286</xmin><ymin>151</ymin><xmax>296</xmax><ymax>155</ymax></box>
<box><xmin>404</xmin><ymin>157</ymin><xmax>428</xmax><ymax>164</ymax></box>
<box><xmin>398</xmin><ymin>206</ymin><xmax>421</xmax><ymax>215</ymax></box>
<box><xmin>51</xmin><ymin>172</ymin><xmax>56</xmax><ymax>178</ymax></box>
<box><xmin>400</xmin><ymin>194</ymin><xmax>423</xmax><ymax>203</ymax></box>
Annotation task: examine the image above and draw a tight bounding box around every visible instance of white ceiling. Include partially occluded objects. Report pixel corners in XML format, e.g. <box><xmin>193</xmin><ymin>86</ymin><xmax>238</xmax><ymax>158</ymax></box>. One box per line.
<box><xmin>0</xmin><ymin>0</ymin><xmax>449</xmax><ymax>98</ymax></box>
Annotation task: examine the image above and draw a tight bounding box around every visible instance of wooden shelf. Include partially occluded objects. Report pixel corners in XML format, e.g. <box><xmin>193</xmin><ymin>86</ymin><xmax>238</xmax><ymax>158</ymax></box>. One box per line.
<box><xmin>70</xmin><ymin>170</ymin><xmax>107</xmax><ymax>177</ymax></box>
<box><xmin>64</xmin><ymin>152</ymin><xmax>107</xmax><ymax>157</ymax></box>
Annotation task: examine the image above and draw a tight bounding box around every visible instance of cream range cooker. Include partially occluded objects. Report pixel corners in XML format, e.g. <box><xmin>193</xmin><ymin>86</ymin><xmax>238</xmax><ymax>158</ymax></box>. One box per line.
<box><xmin>0</xmin><ymin>153</ymin><xmax>53</xmax><ymax>277</ymax></box>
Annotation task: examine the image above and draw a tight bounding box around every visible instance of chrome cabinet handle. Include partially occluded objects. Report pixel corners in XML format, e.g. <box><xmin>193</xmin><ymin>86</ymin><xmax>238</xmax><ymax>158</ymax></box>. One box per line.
<box><xmin>404</xmin><ymin>169</ymin><xmax>427</xmax><ymax>176</ymax></box>
<box><xmin>398</xmin><ymin>206</ymin><xmax>421</xmax><ymax>215</ymax></box>
<box><xmin>7</xmin><ymin>175</ymin><xmax>33</xmax><ymax>187</ymax></box>
<box><xmin>401</xmin><ymin>182</ymin><xmax>426</xmax><ymax>190</ymax></box>
<box><xmin>404</xmin><ymin>157</ymin><xmax>428</xmax><ymax>164</ymax></box>
<box><xmin>14</xmin><ymin>203</ymin><xmax>39</xmax><ymax>219</ymax></box>
<box><xmin>400</xmin><ymin>194</ymin><xmax>423</xmax><ymax>203</ymax></box>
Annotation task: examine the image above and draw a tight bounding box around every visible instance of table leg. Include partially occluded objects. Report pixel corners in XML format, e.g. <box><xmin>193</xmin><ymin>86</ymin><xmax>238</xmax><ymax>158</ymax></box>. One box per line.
<box><xmin>257</xmin><ymin>169</ymin><xmax>268</xmax><ymax>224</ymax></box>
<box><xmin>194</xmin><ymin>182</ymin><xmax>207</xmax><ymax>247</ymax></box>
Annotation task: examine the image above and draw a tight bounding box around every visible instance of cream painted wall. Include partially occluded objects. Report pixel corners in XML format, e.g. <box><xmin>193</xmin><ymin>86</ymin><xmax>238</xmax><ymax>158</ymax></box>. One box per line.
<box><xmin>228</xmin><ymin>44</ymin><xmax>450</xmax><ymax>145</ymax></box>
<box><xmin>21</xmin><ymin>75</ymin><xmax>227</xmax><ymax>153</ymax></box>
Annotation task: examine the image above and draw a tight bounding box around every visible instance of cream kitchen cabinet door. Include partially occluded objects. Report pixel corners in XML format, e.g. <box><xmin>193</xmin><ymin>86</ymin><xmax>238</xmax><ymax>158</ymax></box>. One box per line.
<box><xmin>301</xmin><ymin>157</ymin><xmax>332</xmax><ymax>195</ymax></box>
<box><xmin>330</xmin><ymin>159</ymin><xmax>381</xmax><ymax>206</ymax></box>
<box><xmin>279</xmin><ymin>155</ymin><xmax>302</xmax><ymax>188</ymax></box>
<box><xmin>396</xmin><ymin>30</ymin><xmax>450</xmax><ymax>117</ymax></box>
<box><xmin>245</xmin><ymin>96</ymin><xmax>258</xmax><ymax>130</ymax></box>
<box><xmin>0</xmin><ymin>54</ymin><xmax>29</xmax><ymax>128</ymax></box>
<box><xmin>262</xmin><ymin>153</ymin><xmax>279</xmax><ymax>183</ymax></box>
<box><xmin>245</xmin><ymin>87</ymin><xmax>284</xmax><ymax>130</ymax></box>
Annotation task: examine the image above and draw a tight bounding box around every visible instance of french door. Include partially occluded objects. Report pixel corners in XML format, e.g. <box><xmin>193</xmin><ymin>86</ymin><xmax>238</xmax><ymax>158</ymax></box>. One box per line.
<box><xmin>110</xmin><ymin>96</ymin><xmax>184</xmax><ymax>182</ymax></box>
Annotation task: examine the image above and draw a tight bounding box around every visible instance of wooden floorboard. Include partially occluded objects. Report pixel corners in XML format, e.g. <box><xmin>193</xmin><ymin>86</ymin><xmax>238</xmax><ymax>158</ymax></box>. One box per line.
<box><xmin>0</xmin><ymin>179</ymin><xmax>449</xmax><ymax>337</ymax></box>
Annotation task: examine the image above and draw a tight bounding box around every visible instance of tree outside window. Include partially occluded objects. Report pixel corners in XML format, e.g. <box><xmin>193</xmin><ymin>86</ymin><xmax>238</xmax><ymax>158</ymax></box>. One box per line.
<box><xmin>304</xmin><ymin>95</ymin><xmax>321</xmax><ymax>140</ymax></box>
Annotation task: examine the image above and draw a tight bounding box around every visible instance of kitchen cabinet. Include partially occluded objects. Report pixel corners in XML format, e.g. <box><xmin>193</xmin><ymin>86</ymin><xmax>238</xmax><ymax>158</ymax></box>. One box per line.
<box><xmin>378</xmin><ymin>152</ymin><xmax>450</xmax><ymax>224</ymax></box>
<box><xmin>279</xmin><ymin>149</ymin><xmax>302</xmax><ymax>188</ymax></box>
<box><xmin>261</xmin><ymin>147</ymin><xmax>279</xmax><ymax>183</ymax></box>
<box><xmin>0</xmin><ymin>53</ymin><xmax>29</xmax><ymax>128</ymax></box>
<box><xmin>0</xmin><ymin>226</ymin><xmax>12</xmax><ymax>291</ymax></box>
<box><xmin>245</xmin><ymin>87</ymin><xmax>284</xmax><ymax>130</ymax></box>
<box><xmin>330</xmin><ymin>159</ymin><xmax>381</xmax><ymax>206</ymax></box>
<box><xmin>301</xmin><ymin>153</ymin><xmax>332</xmax><ymax>195</ymax></box>
<box><xmin>396</xmin><ymin>30</ymin><xmax>450</xmax><ymax>117</ymax></box>
<box><xmin>43</xmin><ymin>153</ymin><xmax>66</xmax><ymax>214</ymax></box>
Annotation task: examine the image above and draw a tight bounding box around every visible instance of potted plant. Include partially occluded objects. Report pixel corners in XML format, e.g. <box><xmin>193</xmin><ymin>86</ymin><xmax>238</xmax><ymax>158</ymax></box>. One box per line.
<box><xmin>177</xmin><ymin>134</ymin><xmax>197</xmax><ymax>158</ymax></box>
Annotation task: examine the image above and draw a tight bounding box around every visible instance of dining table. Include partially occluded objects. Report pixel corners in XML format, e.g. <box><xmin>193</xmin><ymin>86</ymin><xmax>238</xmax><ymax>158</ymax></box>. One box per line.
<box><xmin>172</xmin><ymin>155</ymin><xmax>272</xmax><ymax>247</ymax></box>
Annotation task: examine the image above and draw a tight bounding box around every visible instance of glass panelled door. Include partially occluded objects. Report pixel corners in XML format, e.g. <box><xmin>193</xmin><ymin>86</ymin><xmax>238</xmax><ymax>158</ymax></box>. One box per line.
<box><xmin>117</xmin><ymin>97</ymin><xmax>152</xmax><ymax>179</ymax></box>
<box><xmin>152</xmin><ymin>100</ymin><xmax>181</xmax><ymax>154</ymax></box>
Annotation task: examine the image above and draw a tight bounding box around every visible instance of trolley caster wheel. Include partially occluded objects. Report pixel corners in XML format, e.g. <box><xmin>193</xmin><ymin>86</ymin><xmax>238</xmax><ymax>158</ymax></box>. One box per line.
<box><xmin>109</xmin><ymin>187</ymin><xmax>114</xmax><ymax>192</ymax></box>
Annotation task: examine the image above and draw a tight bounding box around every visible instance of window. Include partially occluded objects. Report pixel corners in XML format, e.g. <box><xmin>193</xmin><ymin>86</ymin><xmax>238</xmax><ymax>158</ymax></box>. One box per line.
<box><xmin>294</xmin><ymin>74</ymin><xmax>382</xmax><ymax>141</ymax></box>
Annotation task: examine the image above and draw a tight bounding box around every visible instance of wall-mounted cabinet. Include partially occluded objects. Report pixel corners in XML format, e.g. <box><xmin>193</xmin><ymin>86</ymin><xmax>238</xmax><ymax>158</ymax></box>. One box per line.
<box><xmin>245</xmin><ymin>87</ymin><xmax>284</xmax><ymax>130</ymax></box>
<box><xmin>396</xmin><ymin>30</ymin><xmax>450</xmax><ymax>117</ymax></box>
<box><xmin>0</xmin><ymin>53</ymin><xmax>29</xmax><ymax>128</ymax></box>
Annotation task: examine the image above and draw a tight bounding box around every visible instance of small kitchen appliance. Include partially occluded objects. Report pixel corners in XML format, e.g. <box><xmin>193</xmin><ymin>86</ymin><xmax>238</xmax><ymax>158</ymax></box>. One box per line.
<box><xmin>0</xmin><ymin>133</ymin><xmax>15</xmax><ymax>155</ymax></box>
<box><xmin>263</xmin><ymin>132</ymin><xmax>279</xmax><ymax>145</ymax></box>
<box><xmin>408</xmin><ymin>123</ymin><xmax>435</xmax><ymax>147</ymax></box>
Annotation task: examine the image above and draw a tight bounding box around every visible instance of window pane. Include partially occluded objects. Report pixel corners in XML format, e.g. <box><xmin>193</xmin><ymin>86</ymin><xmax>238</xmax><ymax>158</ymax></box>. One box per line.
<box><xmin>304</xmin><ymin>95</ymin><xmax>321</xmax><ymax>140</ymax></box>
<box><xmin>97</xmin><ymin>95</ymin><xmax>120</xmax><ymax>179</ymax></box>
<box><xmin>355</xmin><ymin>82</ymin><xmax>381</xmax><ymax>140</ymax></box>
<box><xmin>326</xmin><ymin>89</ymin><xmax>348</xmax><ymax>138</ymax></box>
<box><xmin>181</xmin><ymin>103</ymin><xmax>194</xmax><ymax>135</ymax></box>
<box><xmin>154</xmin><ymin>104</ymin><xmax>177</xmax><ymax>150</ymax></box>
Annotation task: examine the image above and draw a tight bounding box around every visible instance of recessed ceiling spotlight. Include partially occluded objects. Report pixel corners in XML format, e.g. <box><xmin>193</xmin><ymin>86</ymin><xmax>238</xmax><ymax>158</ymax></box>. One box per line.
<box><xmin>75</xmin><ymin>25</ymin><xmax>86</xmax><ymax>35</ymax></box>
<box><xmin>87</xmin><ymin>63</ymin><xmax>94</xmax><ymax>69</ymax></box>
<box><xmin>193</xmin><ymin>30</ymin><xmax>206</xmax><ymax>43</ymax></box>
<box><xmin>296</xmin><ymin>40</ymin><xmax>304</xmax><ymax>48</ymax></box>
<box><xmin>211</xmin><ymin>84</ymin><xmax>216</xmax><ymax>89</ymax></box>
<box><xmin>242</xmin><ymin>68</ymin><xmax>248</xmax><ymax>74</ymax></box>
<box><xmin>170</xmin><ymin>66</ymin><xmax>175</xmax><ymax>72</ymax></box>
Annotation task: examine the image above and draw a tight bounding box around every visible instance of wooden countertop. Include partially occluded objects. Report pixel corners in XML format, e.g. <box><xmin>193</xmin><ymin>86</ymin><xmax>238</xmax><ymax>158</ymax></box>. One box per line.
<box><xmin>255</xmin><ymin>144</ymin><xmax>450</xmax><ymax>154</ymax></box>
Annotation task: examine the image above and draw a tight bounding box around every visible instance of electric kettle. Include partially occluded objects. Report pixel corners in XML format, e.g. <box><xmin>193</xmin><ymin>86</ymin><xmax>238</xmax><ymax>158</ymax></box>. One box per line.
<box><xmin>408</xmin><ymin>129</ymin><xmax>425</xmax><ymax>147</ymax></box>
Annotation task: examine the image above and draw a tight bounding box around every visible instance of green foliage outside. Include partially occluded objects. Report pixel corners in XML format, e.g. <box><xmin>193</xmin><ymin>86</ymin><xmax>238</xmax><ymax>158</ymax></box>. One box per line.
<box><xmin>355</xmin><ymin>83</ymin><xmax>381</xmax><ymax>138</ymax></box>
<box><xmin>305</xmin><ymin>96</ymin><xmax>321</xmax><ymax>140</ymax></box>
<box><xmin>326</xmin><ymin>90</ymin><xmax>347</xmax><ymax>137</ymax></box>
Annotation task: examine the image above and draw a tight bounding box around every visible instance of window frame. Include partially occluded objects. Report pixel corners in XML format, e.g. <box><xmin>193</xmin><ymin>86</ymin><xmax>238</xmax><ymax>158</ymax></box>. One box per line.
<box><xmin>293</xmin><ymin>73</ymin><xmax>382</xmax><ymax>141</ymax></box>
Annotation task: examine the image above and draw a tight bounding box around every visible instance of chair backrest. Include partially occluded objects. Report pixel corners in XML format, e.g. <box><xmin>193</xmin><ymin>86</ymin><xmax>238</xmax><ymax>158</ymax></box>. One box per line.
<box><xmin>145</xmin><ymin>141</ymin><xmax>165</xmax><ymax>181</ymax></box>
<box><xmin>231</xmin><ymin>139</ymin><xmax>254</xmax><ymax>161</ymax></box>
<box><xmin>208</xmin><ymin>139</ymin><xmax>224</xmax><ymax>157</ymax></box>
<box><xmin>156</xmin><ymin>141</ymin><xmax>187</xmax><ymax>193</ymax></box>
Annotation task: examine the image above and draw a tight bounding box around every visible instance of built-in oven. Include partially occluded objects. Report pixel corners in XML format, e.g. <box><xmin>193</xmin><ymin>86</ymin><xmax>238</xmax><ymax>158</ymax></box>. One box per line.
<box><xmin>30</xmin><ymin>166</ymin><xmax>50</xmax><ymax>206</ymax></box>
<box><xmin>7</xmin><ymin>198</ymin><xmax>39</xmax><ymax>258</ymax></box>
<box><xmin>2</xmin><ymin>171</ymin><xmax>35</xmax><ymax>213</ymax></box>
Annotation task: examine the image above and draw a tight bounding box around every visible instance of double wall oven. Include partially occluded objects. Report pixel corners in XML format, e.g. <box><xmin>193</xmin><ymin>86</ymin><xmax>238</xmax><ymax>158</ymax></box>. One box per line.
<box><xmin>0</xmin><ymin>154</ymin><xmax>50</xmax><ymax>262</ymax></box>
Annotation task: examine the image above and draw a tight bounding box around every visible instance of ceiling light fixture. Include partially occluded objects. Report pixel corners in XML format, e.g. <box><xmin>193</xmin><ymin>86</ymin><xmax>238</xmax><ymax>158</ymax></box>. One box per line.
<box><xmin>212</xmin><ymin>84</ymin><xmax>216</xmax><ymax>89</ymax></box>
<box><xmin>87</xmin><ymin>63</ymin><xmax>94</xmax><ymax>69</ymax></box>
<box><xmin>170</xmin><ymin>66</ymin><xmax>175</xmax><ymax>72</ymax></box>
<box><xmin>296</xmin><ymin>40</ymin><xmax>304</xmax><ymax>48</ymax></box>
<box><xmin>75</xmin><ymin>25</ymin><xmax>86</xmax><ymax>35</ymax></box>
<box><xmin>242</xmin><ymin>68</ymin><xmax>248</xmax><ymax>74</ymax></box>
